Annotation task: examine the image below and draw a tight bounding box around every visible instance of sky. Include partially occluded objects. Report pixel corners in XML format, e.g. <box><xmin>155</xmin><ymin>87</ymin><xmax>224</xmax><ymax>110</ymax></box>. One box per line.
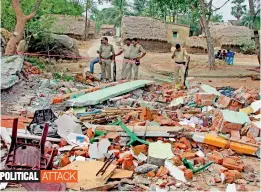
<box><xmin>96</xmin><ymin>0</ymin><xmax>250</xmax><ymax>22</ymax></box>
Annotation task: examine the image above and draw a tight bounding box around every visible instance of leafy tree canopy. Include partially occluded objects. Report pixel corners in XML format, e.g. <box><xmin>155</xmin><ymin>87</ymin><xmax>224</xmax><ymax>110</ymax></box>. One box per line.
<box><xmin>1</xmin><ymin>0</ymin><xmax>84</xmax><ymax>32</ymax></box>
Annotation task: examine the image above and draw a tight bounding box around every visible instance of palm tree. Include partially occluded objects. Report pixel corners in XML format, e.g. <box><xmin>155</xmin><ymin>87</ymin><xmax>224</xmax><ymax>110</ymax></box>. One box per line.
<box><xmin>231</xmin><ymin>0</ymin><xmax>247</xmax><ymax>20</ymax></box>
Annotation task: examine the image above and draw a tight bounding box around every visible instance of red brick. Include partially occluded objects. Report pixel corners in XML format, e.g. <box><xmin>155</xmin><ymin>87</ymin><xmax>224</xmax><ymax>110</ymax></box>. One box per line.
<box><xmin>147</xmin><ymin>171</ymin><xmax>156</xmax><ymax>177</ymax></box>
<box><xmin>217</xmin><ymin>95</ymin><xmax>232</xmax><ymax>108</ymax></box>
<box><xmin>201</xmin><ymin>100</ymin><xmax>214</xmax><ymax>106</ymax></box>
<box><xmin>194</xmin><ymin>157</ymin><xmax>205</xmax><ymax>165</ymax></box>
<box><xmin>222</xmin><ymin>158</ymin><xmax>244</xmax><ymax>172</ymax></box>
<box><xmin>156</xmin><ymin>166</ymin><xmax>169</xmax><ymax>177</ymax></box>
<box><xmin>184</xmin><ymin>169</ymin><xmax>193</xmax><ymax>180</ymax></box>
<box><xmin>180</xmin><ymin>137</ymin><xmax>192</xmax><ymax>149</ymax></box>
<box><xmin>179</xmin><ymin>152</ymin><xmax>196</xmax><ymax>160</ymax></box>
<box><xmin>59</xmin><ymin>155</ymin><xmax>70</xmax><ymax>167</ymax></box>
<box><xmin>132</xmin><ymin>144</ymin><xmax>148</xmax><ymax>156</ymax></box>
<box><xmin>172</xmin><ymin>157</ymin><xmax>183</xmax><ymax>166</ymax></box>
<box><xmin>175</xmin><ymin>143</ymin><xmax>187</xmax><ymax>149</ymax></box>
<box><xmin>207</xmin><ymin>151</ymin><xmax>223</xmax><ymax>164</ymax></box>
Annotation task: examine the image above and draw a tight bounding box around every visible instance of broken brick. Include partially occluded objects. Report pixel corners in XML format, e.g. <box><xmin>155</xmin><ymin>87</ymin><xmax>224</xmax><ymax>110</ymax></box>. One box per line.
<box><xmin>207</xmin><ymin>151</ymin><xmax>223</xmax><ymax>164</ymax></box>
<box><xmin>175</xmin><ymin>143</ymin><xmax>187</xmax><ymax>150</ymax></box>
<box><xmin>172</xmin><ymin>157</ymin><xmax>183</xmax><ymax>166</ymax></box>
<box><xmin>156</xmin><ymin>166</ymin><xmax>169</xmax><ymax>177</ymax></box>
<box><xmin>217</xmin><ymin>95</ymin><xmax>232</xmax><ymax>108</ymax></box>
<box><xmin>194</xmin><ymin>157</ymin><xmax>205</xmax><ymax>165</ymax></box>
<box><xmin>132</xmin><ymin>144</ymin><xmax>148</xmax><ymax>156</ymax></box>
<box><xmin>180</xmin><ymin>137</ymin><xmax>192</xmax><ymax>149</ymax></box>
<box><xmin>179</xmin><ymin>152</ymin><xmax>196</xmax><ymax>160</ymax></box>
<box><xmin>224</xmin><ymin>170</ymin><xmax>242</xmax><ymax>183</ymax></box>
<box><xmin>147</xmin><ymin>171</ymin><xmax>156</xmax><ymax>177</ymax></box>
<box><xmin>222</xmin><ymin>157</ymin><xmax>244</xmax><ymax>172</ymax></box>
<box><xmin>59</xmin><ymin>155</ymin><xmax>70</xmax><ymax>167</ymax></box>
<box><xmin>184</xmin><ymin>169</ymin><xmax>193</xmax><ymax>180</ymax></box>
<box><xmin>122</xmin><ymin>158</ymin><xmax>135</xmax><ymax>171</ymax></box>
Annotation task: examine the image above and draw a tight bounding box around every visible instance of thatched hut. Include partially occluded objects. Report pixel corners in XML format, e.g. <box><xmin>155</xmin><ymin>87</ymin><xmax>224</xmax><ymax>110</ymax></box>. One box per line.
<box><xmin>185</xmin><ymin>36</ymin><xmax>208</xmax><ymax>54</ymax></box>
<box><xmin>209</xmin><ymin>24</ymin><xmax>254</xmax><ymax>52</ymax></box>
<box><xmin>47</xmin><ymin>14</ymin><xmax>96</xmax><ymax>40</ymax></box>
<box><xmin>121</xmin><ymin>16</ymin><xmax>172</xmax><ymax>52</ymax></box>
<box><xmin>186</xmin><ymin>23</ymin><xmax>254</xmax><ymax>54</ymax></box>
<box><xmin>100</xmin><ymin>25</ymin><xmax>115</xmax><ymax>36</ymax></box>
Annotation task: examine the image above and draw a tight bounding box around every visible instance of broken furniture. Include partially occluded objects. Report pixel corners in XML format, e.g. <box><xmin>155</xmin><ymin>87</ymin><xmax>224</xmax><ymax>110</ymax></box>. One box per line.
<box><xmin>4</xmin><ymin>118</ymin><xmax>57</xmax><ymax>170</ymax></box>
<box><xmin>28</xmin><ymin>109</ymin><xmax>58</xmax><ymax>137</ymax></box>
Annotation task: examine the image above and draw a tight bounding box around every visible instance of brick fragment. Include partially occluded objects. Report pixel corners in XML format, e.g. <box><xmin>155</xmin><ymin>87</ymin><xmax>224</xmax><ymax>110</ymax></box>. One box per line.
<box><xmin>217</xmin><ymin>94</ymin><xmax>232</xmax><ymax>108</ymax></box>
<box><xmin>147</xmin><ymin>171</ymin><xmax>156</xmax><ymax>177</ymax></box>
<box><xmin>222</xmin><ymin>157</ymin><xmax>244</xmax><ymax>172</ymax></box>
<box><xmin>156</xmin><ymin>166</ymin><xmax>169</xmax><ymax>177</ymax></box>
<box><xmin>184</xmin><ymin>169</ymin><xmax>193</xmax><ymax>179</ymax></box>
<box><xmin>179</xmin><ymin>152</ymin><xmax>196</xmax><ymax>160</ymax></box>
<box><xmin>132</xmin><ymin>144</ymin><xmax>148</xmax><ymax>156</ymax></box>
<box><xmin>194</xmin><ymin>157</ymin><xmax>205</xmax><ymax>165</ymax></box>
<box><xmin>207</xmin><ymin>151</ymin><xmax>223</xmax><ymax>164</ymax></box>
<box><xmin>59</xmin><ymin>155</ymin><xmax>70</xmax><ymax>167</ymax></box>
<box><xmin>172</xmin><ymin>157</ymin><xmax>183</xmax><ymax>166</ymax></box>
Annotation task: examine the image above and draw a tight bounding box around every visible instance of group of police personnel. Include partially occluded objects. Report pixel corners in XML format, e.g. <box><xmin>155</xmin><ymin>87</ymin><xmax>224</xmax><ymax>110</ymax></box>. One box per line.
<box><xmin>85</xmin><ymin>37</ymin><xmax>190</xmax><ymax>87</ymax></box>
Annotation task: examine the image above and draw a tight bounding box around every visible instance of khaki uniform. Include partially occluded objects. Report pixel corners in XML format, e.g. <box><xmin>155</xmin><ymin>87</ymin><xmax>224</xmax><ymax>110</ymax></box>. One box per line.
<box><xmin>126</xmin><ymin>44</ymin><xmax>146</xmax><ymax>80</ymax></box>
<box><xmin>99</xmin><ymin>44</ymin><xmax>114</xmax><ymax>80</ymax></box>
<box><xmin>172</xmin><ymin>48</ymin><xmax>189</xmax><ymax>85</ymax></box>
<box><xmin>120</xmin><ymin>44</ymin><xmax>132</xmax><ymax>79</ymax></box>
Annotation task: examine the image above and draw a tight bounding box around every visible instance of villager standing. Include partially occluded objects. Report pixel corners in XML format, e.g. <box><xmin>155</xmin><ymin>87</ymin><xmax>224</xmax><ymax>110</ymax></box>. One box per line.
<box><xmin>115</xmin><ymin>38</ymin><xmax>132</xmax><ymax>79</ymax></box>
<box><xmin>171</xmin><ymin>44</ymin><xmax>190</xmax><ymax>88</ymax></box>
<box><xmin>99</xmin><ymin>37</ymin><xmax>115</xmax><ymax>82</ymax></box>
<box><xmin>126</xmin><ymin>38</ymin><xmax>146</xmax><ymax>80</ymax></box>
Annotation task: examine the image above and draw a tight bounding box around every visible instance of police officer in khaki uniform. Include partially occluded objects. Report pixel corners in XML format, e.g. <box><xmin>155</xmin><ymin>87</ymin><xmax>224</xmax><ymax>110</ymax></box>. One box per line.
<box><xmin>126</xmin><ymin>38</ymin><xmax>146</xmax><ymax>80</ymax></box>
<box><xmin>99</xmin><ymin>37</ymin><xmax>115</xmax><ymax>82</ymax></box>
<box><xmin>115</xmin><ymin>38</ymin><xmax>132</xmax><ymax>80</ymax></box>
<box><xmin>171</xmin><ymin>44</ymin><xmax>190</xmax><ymax>87</ymax></box>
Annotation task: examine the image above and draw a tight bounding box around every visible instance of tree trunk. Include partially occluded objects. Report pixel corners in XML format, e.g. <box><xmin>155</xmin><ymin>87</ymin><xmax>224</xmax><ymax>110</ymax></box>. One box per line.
<box><xmin>5</xmin><ymin>17</ymin><xmax>27</xmax><ymax>55</ymax></box>
<box><xmin>84</xmin><ymin>1</ymin><xmax>89</xmax><ymax>41</ymax></box>
<box><xmin>248</xmin><ymin>0</ymin><xmax>260</xmax><ymax>64</ymax></box>
<box><xmin>5</xmin><ymin>0</ymin><xmax>42</xmax><ymax>55</ymax></box>
<box><xmin>199</xmin><ymin>0</ymin><xmax>215</xmax><ymax>69</ymax></box>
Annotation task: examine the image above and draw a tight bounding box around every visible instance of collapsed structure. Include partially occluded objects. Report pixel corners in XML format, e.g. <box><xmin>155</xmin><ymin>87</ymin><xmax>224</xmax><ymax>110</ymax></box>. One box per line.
<box><xmin>1</xmin><ymin>55</ymin><xmax>260</xmax><ymax>191</ymax></box>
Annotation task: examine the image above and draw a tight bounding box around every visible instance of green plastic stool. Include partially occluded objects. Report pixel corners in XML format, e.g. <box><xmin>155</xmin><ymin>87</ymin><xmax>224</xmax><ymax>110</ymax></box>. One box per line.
<box><xmin>110</xmin><ymin>118</ymin><xmax>149</xmax><ymax>146</ymax></box>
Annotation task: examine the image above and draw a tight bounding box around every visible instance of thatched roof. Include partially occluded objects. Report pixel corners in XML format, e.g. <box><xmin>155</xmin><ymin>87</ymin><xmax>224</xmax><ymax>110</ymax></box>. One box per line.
<box><xmin>101</xmin><ymin>24</ymin><xmax>114</xmax><ymax>29</ymax></box>
<box><xmin>185</xmin><ymin>36</ymin><xmax>207</xmax><ymax>49</ymax></box>
<box><xmin>121</xmin><ymin>16</ymin><xmax>168</xmax><ymax>41</ymax></box>
<box><xmin>46</xmin><ymin>14</ymin><xmax>96</xmax><ymax>35</ymax></box>
<box><xmin>209</xmin><ymin>25</ymin><xmax>254</xmax><ymax>46</ymax></box>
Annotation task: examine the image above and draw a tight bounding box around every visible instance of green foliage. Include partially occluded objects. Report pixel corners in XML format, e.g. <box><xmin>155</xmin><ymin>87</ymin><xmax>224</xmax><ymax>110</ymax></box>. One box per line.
<box><xmin>1</xmin><ymin>0</ymin><xmax>84</xmax><ymax>32</ymax></box>
<box><xmin>211</xmin><ymin>14</ymin><xmax>223</xmax><ymax>22</ymax></box>
<box><xmin>240</xmin><ymin>10</ymin><xmax>260</xmax><ymax>30</ymax></box>
<box><xmin>231</xmin><ymin>0</ymin><xmax>247</xmax><ymax>20</ymax></box>
<box><xmin>53</xmin><ymin>72</ymin><xmax>75</xmax><ymax>81</ymax></box>
<box><xmin>25</xmin><ymin>56</ymin><xmax>45</xmax><ymax>69</ymax></box>
<box><xmin>238</xmin><ymin>39</ymin><xmax>256</xmax><ymax>54</ymax></box>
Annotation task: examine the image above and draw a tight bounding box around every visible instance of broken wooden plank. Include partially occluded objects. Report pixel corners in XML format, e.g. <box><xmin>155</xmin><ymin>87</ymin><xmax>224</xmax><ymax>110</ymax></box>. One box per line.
<box><xmin>96</xmin><ymin>125</ymin><xmax>184</xmax><ymax>134</ymax></box>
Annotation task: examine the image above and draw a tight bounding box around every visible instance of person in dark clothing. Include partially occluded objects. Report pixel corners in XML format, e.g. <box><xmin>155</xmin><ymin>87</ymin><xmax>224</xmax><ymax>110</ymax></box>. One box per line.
<box><xmin>215</xmin><ymin>50</ymin><xmax>222</xmax><ymax>59</ymax></box>
<box><xmin>221</xmin><ymin>50</ymin><xmax>227</xmax><ymax>60</ymax></box>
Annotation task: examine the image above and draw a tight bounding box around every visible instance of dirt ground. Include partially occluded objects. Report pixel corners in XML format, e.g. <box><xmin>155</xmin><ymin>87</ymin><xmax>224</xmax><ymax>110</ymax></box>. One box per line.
<box><xmin>55</xmin><ymin>37</ymin><xmax>260</xmax><ymax>90</ymax></box>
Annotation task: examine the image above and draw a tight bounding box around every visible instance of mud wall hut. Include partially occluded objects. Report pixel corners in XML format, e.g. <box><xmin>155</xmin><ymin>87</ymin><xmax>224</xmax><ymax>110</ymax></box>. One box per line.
<box><xmin>209</xmin><ymin>24</ymin><xmax>254</xmax><ymax>52</ymax></box>
<box><xmin>185</xmin><ymin>36</ymin><xmax>208</xmax><ymax>54</ymax></box>
<box><xmin>121</xmin><ymin>16</ymin><xmax>172</xmax><ymax>53</ymax></box>
<box><xmin>100</xmin><ymin>25</ymin><xmax>116</xmax><ymax>36</ymax></box>
<box><xmin>47</xmin><ymin>14</ymin><xmax>96</xmax><ymax>40</ymax></box>
<box><xmin>166</xmin><ymin>23</ymin><xmax>190</xmax><ymax>45</ymax></box>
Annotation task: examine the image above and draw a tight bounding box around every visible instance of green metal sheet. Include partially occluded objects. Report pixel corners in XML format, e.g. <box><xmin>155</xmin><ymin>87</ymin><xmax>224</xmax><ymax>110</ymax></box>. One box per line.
<box><xmin>67</xmin><ymin>80</ymin><xmax>154</xmax><ymax>107</ymax></box>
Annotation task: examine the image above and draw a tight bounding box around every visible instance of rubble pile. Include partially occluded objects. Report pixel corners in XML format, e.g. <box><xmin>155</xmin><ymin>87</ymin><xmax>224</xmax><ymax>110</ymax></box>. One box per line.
<box><xmin>1</xmin><ymin>70</ymin><xmax>260</xmax><ymax>191</ymax></box>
